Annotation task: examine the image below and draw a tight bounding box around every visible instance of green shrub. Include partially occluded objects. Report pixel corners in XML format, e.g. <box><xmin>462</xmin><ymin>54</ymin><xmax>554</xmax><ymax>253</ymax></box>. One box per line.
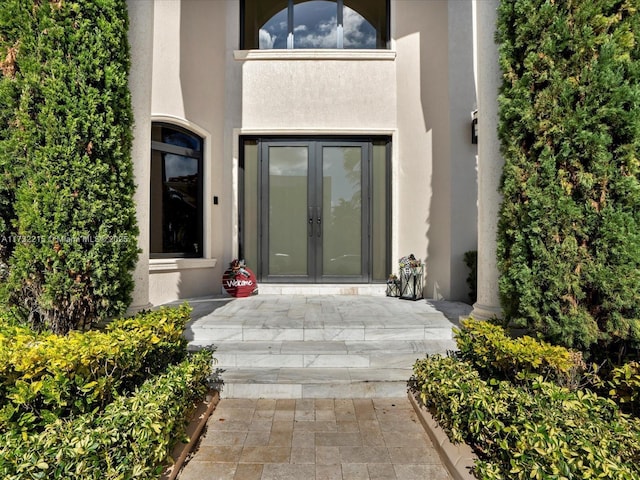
<box><xmin>0</xmin><ymin>349</ymin><xmax>213</xmax><ymax>480</ymax></box>
<box><xmin>463</xmin><ymin>250</ymin><xmax>477</xmax><ymax>304</ymax></box>
<box><xmin>0</xmin><ymin>0</ymin><xmax>138</xmax><ymax>334</ymax></box>
<box><xmin>0</xmin><ymin>1</ymin><xmax>29</xmax><ymax>280</ymax></box>
<box><xmin>0</xmin><ymin>305</ymin><xmax>190</xmax><ymax>430</ymax></box>
<box><xmin>600</xmin><ymin>361</ymin><xmax>640</xmax><ymax>416</ymax></box>
<box><xmin>413</xmin><ymin>355</ymin><xmax>640</xmax><ymax>480</ymax></box>
<box><xmin>496</xmin><ymin>0</ymin><xmax>640</xmax><ymax>350</ymax></box>
<box><xmin>455</xmin><ymin>318</ymin><xmax>585</xmax><ymax>388</ymax></box>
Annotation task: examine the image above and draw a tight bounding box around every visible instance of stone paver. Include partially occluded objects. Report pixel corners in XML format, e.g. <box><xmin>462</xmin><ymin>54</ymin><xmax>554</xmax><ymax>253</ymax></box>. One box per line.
<box><xmin>178</xmin><ymin>397</ymin><xmax>450</xmax><ymax>480</ymax></box>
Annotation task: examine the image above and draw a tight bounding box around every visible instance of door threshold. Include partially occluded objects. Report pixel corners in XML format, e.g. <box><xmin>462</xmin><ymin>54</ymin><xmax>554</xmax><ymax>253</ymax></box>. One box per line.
<box><xmin>258</xmin><ymin>284</ymin><xmax>386</xmax><ymax>296</ymax></box>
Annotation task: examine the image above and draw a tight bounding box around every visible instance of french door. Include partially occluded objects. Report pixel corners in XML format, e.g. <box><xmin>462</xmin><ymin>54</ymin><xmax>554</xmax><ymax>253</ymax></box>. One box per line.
<box><xmin>261</xmin><ymin>140</ymin><xmax>369</xmax><ymax>283</ymax></box>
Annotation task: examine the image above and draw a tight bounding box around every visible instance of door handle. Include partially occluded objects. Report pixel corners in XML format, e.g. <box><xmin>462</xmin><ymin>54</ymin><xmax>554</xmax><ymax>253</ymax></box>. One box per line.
<box><xmin>308</xmin><ymin>207</ymin><xmax>314</xmax><ymax>237</ymax></box>
<box><xmin>316</xmin><ymin>206</ymin><xmax>322</xmax><ymax>237</ymax></box>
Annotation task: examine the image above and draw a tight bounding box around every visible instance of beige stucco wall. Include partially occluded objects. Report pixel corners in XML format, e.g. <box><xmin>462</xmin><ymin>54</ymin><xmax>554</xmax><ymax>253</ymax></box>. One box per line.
<box><xmin>394</xmin><ymin>0</ymin><xmax>477</xmax><ymax>300</ymax></box>
<box><xmin>237</xmin><ymin>51</ymin><xmax>397</xmax><ymax>131</ymax></box>
<box><xmin>127</xmin><ymin>0</ymin><xmax>154</xmax><ymax>312</ymax></box>
<box><xmin>447</xmin><ymin>1</ymin><xmax>479</xmax><ymax>301</ymax></box>
<box><xmin>149</xmin><ymin>0</ymin><xmax>229</xmax><ymax>305</ymax></box>
<box><xmin>145</xmin><ymin>0</ymin><xmax>477</xmax><ymax>305</ymax></box>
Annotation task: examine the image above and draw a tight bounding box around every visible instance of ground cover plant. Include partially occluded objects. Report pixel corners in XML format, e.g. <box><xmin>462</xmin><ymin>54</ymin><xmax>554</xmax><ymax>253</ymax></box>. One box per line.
<box><xmin>0</xmin><ymin>305</ymin><xmax>190</xmax><ymax>431</ymax></box>
<box><xmin>496</xmin><ymin>0</ymin><xmax>640</xmax><ymax>353</ymax></box>
<box><xmin>412</xmin><ymin>320</ymin><xmax>640</xmax><ymax>480</ymax></box>
<box><xmin>0</xmin><ymin>348</ymin><xmax>213</xmax><ymax>480</ymax></box>
<box><xmin>0</xmin><ymin>305</ymin><xmax>214</xmax><ymax>479</ymax></box>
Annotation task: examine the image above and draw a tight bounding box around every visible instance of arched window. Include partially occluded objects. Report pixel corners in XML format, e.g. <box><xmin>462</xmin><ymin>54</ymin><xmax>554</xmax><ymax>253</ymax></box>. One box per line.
<box><xmin>150</xmin><ymin>123</ymin><xmax>203</xmax><ymax>258</ymax></box>
<box><xmin>241</xmin><ymin>0</ymin><xmax>389</xmax><ymax>50</ymax></box>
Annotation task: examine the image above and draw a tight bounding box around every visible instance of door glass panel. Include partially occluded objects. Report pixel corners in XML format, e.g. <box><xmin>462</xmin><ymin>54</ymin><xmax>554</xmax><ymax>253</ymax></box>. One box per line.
<box><xmin>372</xmin><ymin>142</ymin><xmax>387</xmax><ymax>280</ymax></box>
<box><xmin>322</xmin><ymin>146</ymin><xmax>361</xmax><ymax>276</ymax></box>
<box><xmin>242</xmin><ymin>141</ymin><xmax>259</xmax><ymax>269</ymax></box>
<box><xmin>268</xmin><ymin>146</ymin><xmax>308</xmax><ymax>275</ymax></box>
<box><xmin>294</xmin><ymin>1</ymin><xmax>338</xmax><ymax>49</ymax></box>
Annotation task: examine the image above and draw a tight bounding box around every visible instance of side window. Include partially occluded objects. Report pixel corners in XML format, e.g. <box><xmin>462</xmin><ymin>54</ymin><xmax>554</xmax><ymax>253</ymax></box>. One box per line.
<box><xmin>150</xmin><ymin>123</ymin><xmax>203</xmax><ymax>258</ymax></box>
<box><xmin>241</xmin><ymin>0</ymin><xmax>389</xmax><ymax>50</ymax></box>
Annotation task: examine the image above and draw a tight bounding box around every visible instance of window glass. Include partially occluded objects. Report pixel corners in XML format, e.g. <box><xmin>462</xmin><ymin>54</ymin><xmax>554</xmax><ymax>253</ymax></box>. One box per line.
<box><xmin>294</xmin><ymin>1</ymin><xmax>337</xmax><ymax>49</ymax></box>
<box><xmin>343</xmin><ymin>5</ymin><xmax>376</xmax><ymax>49</ymax></box>
<box><xmin>260</xmin><ymin>7</ymin><xmax>288</xmax><ymax>49</ymax></box>
<box><xmin>242</xmin><ymin>0</ymin><xmax>388</xmax><ymax>50</ymax></box>
<box><xmin>150</xmin><ymin>124</ymin><xmax>203</xmax><ymax>258</ymax></box>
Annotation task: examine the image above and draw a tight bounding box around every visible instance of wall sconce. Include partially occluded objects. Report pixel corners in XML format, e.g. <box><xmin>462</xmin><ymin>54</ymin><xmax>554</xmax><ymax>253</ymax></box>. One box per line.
<box><xmin>471</xmin><ymin>109</ymin><xmax>478</xmax><ymax>144</ymax></box>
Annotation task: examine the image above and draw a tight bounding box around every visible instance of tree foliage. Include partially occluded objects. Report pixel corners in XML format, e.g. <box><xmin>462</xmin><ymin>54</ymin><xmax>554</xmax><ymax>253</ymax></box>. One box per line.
<box><xmin>0</xmin><ymin>0</ymin><xmax>138</xmax><ymax>334</ymax></box>
<box><xmin>497</xmin><ymin>0</ymin><xmax>640</xmax><ymax>350</ymax></box>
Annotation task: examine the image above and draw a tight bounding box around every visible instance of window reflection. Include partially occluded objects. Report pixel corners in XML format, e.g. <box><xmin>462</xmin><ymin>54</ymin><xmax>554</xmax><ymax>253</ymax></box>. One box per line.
<box><xmin>294</xmin><ymin>1</ymin><xmax>337</xmax><ymax>49</ymax></box>
<box><xmin>343</xmin><ymin>5</ymin><xmax>376</xmax><ymax>49</ymax></box>
<box><xmin>260</xmin><ymin>7</ymin><xmax>287</xmax><ymax>49</ymax></box>
<box><xmin>150</xmin><ymin>124</ymin><xmax>203</xmax><ymax>258</ymax></box>
<box><xmin>248</xmin><ymin>0</ymin><xmax>387</xmax><ymax>50</ymax></box>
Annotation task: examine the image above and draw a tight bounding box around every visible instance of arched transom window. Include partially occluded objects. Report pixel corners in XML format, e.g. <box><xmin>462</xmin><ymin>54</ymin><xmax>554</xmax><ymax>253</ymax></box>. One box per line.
<box><xmin>242</xmin><ymin>0</ymin><xmax>389</xmax><ymax>50</ymax></box>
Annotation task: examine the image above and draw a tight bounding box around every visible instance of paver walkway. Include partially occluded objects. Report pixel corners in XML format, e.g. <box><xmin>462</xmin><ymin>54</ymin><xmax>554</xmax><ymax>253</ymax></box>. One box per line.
<box><xmin>177</xmin><ymin>396</ymin><xmax>451</xmax><ymax>480</ymax></box>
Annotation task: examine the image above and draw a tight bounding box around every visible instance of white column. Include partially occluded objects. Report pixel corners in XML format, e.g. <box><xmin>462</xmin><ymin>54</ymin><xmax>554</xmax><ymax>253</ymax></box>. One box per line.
<box><xmin>126</xmin><ymin>0</ymin><xmax>154</xmax><ymax>313</ymax></box>
<box><xmin>471</xmin><ymin>0</ymin><xmax>503</xmax><ymax>320</ymax></box>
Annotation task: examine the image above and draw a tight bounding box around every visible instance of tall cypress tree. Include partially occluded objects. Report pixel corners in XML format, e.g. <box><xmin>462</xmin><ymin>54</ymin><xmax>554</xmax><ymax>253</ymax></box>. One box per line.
<box><xmin>0</xmin><ymin>0</ymin><xmax>138</xmax><ymax>334</ymax></box>
<box><xmin>0</xmin><ymin>2</ymin><xmax>28</xmax><ymax>284</ymax></box>
<box><xmin>497</xmin><ymin>0</ymin><xmax>640</xmax><ymax>351</ymax></box>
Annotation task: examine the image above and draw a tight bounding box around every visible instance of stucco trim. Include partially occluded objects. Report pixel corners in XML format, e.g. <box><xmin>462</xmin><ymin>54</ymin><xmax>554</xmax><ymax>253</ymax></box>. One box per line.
<box><xmin>149</xmin><ymin>258</ymin><xmax>218</xmax><ymax>273</ymax></box>
<box><xmin>234</xmin><ymin>49</ymin><xmax>396</xmax><ymax>61</ymax></box>
<box><xmin>236</xmin><ymin>127</ymin><xmax>397</xmax><ymax>136</ymax></box>
<box><xmin>150</xmin><ymin>115</ymin><xmax>213</xmax><ymax>260</ymax></box>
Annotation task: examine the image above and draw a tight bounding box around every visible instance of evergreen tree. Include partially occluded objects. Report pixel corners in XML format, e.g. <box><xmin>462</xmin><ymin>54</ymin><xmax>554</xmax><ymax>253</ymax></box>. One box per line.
<box><xmin>0</xmin><ymin>0</ymin><xmax>138</xmax><ymax>334</ymax></box>
<box><xmin>497</xmin><ymin>0</ymin><xmax>640</xmax><ymax>351</ymax></box>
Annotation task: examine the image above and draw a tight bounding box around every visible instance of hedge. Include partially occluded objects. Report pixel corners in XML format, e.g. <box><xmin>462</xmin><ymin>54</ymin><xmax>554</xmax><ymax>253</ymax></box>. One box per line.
<box><xmin>455</xmin><ymin>318</ymin><xmax>585</xmax><ymax>388</ymax></box>
<box><xmin>0</xmin><ymin>349</ymin><xmax>213</xmax><ymax>480</ymax></box>
<box><xmin>0</xmin><ymin>0</ymin><xmax>139</xmax><ymax>334</ymax></box>
<box><xmin>0</xmin><ymin>305</ymin><xmax>190</xmax><ymax>431</ymax></box>
<box><xmin>496</xmin><ymin>0</ymin><xmax>640</xmax><ymax>350</ymax></box>
<box><xmin>413</xmin><ymin>355</ymin><xmax>640</xmax><ymax>480</ymax></box>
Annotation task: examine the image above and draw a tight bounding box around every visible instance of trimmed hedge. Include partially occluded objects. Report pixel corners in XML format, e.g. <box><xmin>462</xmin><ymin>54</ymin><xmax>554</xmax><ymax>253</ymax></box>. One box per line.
<box><xmin>598</xmin><ymin>360</ymin><xmax>640</xmax><ymax>417</ymax></box>
<box><xmin>413</xmin><ymin>355</ymin><xmax>640</xmax><ymax>480</ymax></box>
<box><xmin>455</xmin><ymin>318</ymin><xmax>585</xmax><ymax>388</ymax></box>
<box><xmin>0</xmin><ymin>0</ymin><xmax>139</xmax><ymax>334</ymax></box>
<box><xmin>0</xmin><ymin>305</ymin><xmax>190</xmax><ymax>430</ymax></box>
<box><xmin>496</xmin><ymin>0</ymin><xmax>640</xmax><ymax>350</ymax></box>
<box><xmin>0</xmin><ymin>349</ymin><xmax>213</xmax><ymax>480</ymax></box>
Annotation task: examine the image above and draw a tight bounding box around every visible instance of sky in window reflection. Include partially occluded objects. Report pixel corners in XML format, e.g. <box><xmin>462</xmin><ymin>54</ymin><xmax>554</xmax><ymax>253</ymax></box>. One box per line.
<box><xmin>268</xmin><ymin>147</ymin><xmax>308</xmax><ymax>176</ymax></box>
<box><xmin>259</xmin><ymin>1</ymin><xmax>376</xmax><ymax>49</ymax></box>
<box><xmin>162</xmin><ymin>131</ymin><xmax>201</xmax><ymax>151</ymax></box>
<box><xmin>164</xmin><ymin>154</ymin><xmax>198</xmax><ymax>182</ymax></box>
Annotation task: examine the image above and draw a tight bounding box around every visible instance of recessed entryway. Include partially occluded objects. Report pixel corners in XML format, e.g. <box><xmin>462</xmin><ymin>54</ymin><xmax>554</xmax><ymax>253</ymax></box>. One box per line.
<box><xmin>240</xmin><ymin>137</ymin><xmax>391</xmax><ymax>284</ymax></box>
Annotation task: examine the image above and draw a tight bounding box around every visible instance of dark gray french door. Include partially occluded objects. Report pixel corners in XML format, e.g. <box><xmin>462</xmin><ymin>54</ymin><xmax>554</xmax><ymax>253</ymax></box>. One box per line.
<box><xmin>261</xmin><ymin>140</ymin><xmax>369</xmax><ymax>283</ymax></box>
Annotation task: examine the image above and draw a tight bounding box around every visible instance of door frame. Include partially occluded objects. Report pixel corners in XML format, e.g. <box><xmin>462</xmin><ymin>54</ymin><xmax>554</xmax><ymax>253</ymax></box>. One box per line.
<box><xmin>239</xmin><ymin>135</ymin><xmax>391</xmax><ymax>284</ymax></box>
<box><xmin>259</xmin><ymin>139</ymin><xmax>370</xmax><ymax>283</ymax></box>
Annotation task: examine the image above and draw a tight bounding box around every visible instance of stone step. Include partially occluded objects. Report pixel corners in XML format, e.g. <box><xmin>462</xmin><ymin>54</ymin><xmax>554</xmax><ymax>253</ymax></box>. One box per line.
<box><xmin>209</xmin><ymin>339</ymin><xmax>455</xmax><ymax>369</ymax></box>
<box><xmin>257</xmin><ymin>284</ymin><xmax>387</xmax><ymax>296</ymax></box>
<box><xmin>212</xmin><ymin>367</ymin><xmax>413</xmax><ymax>399</ymax></box>
<box><xmin>176</xmin><ymin>295</ymin><xmax>472</xmax><ymax>399</ymax></box>
<box><xmin>186</xmin><ymin>323</ymin><xmax>454</xmax><ymax>345</ymax></box>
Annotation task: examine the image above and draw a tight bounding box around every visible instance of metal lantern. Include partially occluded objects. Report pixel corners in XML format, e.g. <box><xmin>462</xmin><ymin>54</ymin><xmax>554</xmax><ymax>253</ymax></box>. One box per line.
<box><xmin>398</xmin><ymin>254</ymin><xmax>424</xmax><ymax>301</ymax></box>
<box><xmin>386</xmin><ymin>278</ymin><xmax>400</xmax><ymax>297</ymax></box>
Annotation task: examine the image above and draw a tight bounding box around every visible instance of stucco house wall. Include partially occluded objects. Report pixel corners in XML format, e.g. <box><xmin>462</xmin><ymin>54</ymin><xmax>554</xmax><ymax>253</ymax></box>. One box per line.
<box><xmin>135</xmin><ymin>0</ymin><xmax>477</xmax><ymax>306</ymax></box>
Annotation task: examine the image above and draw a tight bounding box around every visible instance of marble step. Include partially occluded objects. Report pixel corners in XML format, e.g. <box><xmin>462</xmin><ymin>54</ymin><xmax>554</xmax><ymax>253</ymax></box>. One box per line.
<box><xmin>209</xmin><ymin>340</ymin><xmax>455</xmax><ymax>369</ymax></box>
<box><xmin>186</xmin><ymin>321</ymin><xmax>455</xmax><ymax>346</ymax></box>
<box><xmin>212</xmin><ymin>367</ymin><xmax>413</xmax><ymax>399</ymax></box>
